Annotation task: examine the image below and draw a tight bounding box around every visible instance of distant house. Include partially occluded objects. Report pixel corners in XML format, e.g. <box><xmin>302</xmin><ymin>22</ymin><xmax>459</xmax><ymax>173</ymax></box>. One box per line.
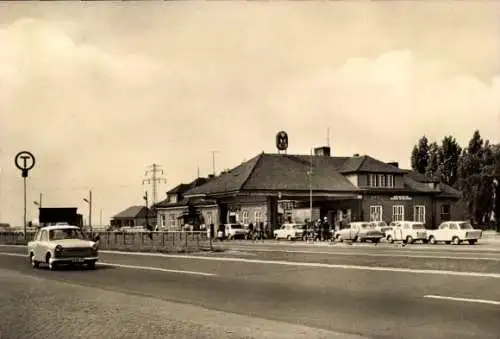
<box><xmin>0</xmin><ymin>223</ymin><xmax>11</xmax><ymax>232</ymax></box>
<box><xmin>155</xmin><ymin>177</ymin><xmax>217</xmax><ymax>230</ymax></box>
<box><xmin>110</xmin><ymin>206</ymin><xmax>156</xmax><ymax>228</ymax></box>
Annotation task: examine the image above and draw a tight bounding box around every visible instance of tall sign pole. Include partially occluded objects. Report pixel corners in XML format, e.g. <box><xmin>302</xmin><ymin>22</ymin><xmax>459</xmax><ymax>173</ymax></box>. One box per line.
<box><xmin>15</xmin><ymin>151</ymin><xmax>36</xmax><ymax>241</ymax></box>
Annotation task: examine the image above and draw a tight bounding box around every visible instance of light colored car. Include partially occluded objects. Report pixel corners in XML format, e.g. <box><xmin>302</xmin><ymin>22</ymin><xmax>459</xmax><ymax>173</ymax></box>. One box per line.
<box><xmin>334</xmin><ymin>222</ymin><xmax>385</xmax><ymax>243</ymax></box>
<box><xmin>27</xmin><ymin>225</ymin><xmax>99</xmax><ymax>270</ymax></box>
<box><xmin>427</xmin><ymin>221</ymin><xmax>482</xmax><ymax>245</ymax></box>
<box><xmin>386</xmin><ymin>221</ymin><xmax>428</xmax><ymax>244</ymax></box>
<box><xmin>370</xmin><ymin>221</ymin><xmax>393</xmax><ymax>237</ymax></box>
<box><xmin>273</xmin><ymin>223</ymin><xmax>305</xmax><ymax>240</ymax></box>
<box><xmin>224</xmin><ymin>223</ymin><xmax>247</xmax><ymax>240</ymax></box>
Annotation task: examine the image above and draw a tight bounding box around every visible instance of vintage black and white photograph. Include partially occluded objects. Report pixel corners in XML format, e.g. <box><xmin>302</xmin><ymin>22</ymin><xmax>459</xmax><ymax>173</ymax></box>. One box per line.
<box><xmin>0</xmin><ymin>1</ymin><xmax>499</xmax><ymax>339</ymax></box>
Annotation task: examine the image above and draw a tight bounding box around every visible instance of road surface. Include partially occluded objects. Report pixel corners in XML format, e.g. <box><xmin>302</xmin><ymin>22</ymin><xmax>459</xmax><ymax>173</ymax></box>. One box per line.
<box><xmin>0</xmin><ymin>244</ymin><xmax>499</xmax><ymax>339</ymax></box>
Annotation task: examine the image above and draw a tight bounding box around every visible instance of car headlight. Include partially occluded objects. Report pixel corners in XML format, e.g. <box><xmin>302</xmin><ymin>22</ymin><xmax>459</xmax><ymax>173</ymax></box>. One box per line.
<box><xmin>54</xmin><ymin>245</ymin><xmax>63</xmax><ymax>257</ymax></box>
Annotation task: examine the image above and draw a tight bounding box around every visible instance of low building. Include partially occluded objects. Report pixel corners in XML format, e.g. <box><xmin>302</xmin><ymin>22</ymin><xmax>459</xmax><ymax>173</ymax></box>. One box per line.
<box><xmin>155</xmin><ymin>177</ymin><xmax>218</xmax><ymax>230</ymax></box>
<box><xmin>182</xmin><ymin>146</ymin><xmax>462</xmax><ymax>232</ymax></box>
<box><xmin>110</xmin><ymin>206</ymin><xmax>155</xmax><ymax>228</ymax></box>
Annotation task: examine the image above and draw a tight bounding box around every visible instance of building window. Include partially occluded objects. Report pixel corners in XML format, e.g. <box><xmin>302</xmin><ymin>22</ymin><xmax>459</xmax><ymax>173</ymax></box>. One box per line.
<box><xmin>414</xmin><ymin>205</ymin><xmax>425</xmax><ymax>223</ymax></box>
<box><xmin>369</xmin><ymin>174</ymin><xmax>377</xmax><ymax>187</ymax></box>
<box><xmin>169</xmin><ymin>214</ymin><xmax>176</xmax><ymax>227</ymax></box>
<box><xmin>369</xmin><ymin>205</ymin><xmax>383</xmax><ymax>221</ymax></box>
<box><xmin>241</xmin><ymin>211</ymin><xmax>249</xmax><ymax>225</ymax></box>
<box><xmin>161</xmin><ymin>215</ymin><xmax>166</xmax><ymax>227</ymax></box>
<box><xmin>378</xmin><ymin>175</ymin><xmax>386</xmax><ymax>187</ymax></box>
<box><xmin>255</xmin><ymin>210</ymin><xmax>262</xmax><ymax>224</ymax></box>
<box><xmin>440</xmin><ymin>205</ymin><xmax>451</xmax><ymax>221</ymax></box>
<box><xmin>206</xmin><ymin>212</ymin><xmax>213</xmax><ymax>225</ymax></box>
<box><xmin>392</xmin><ymin>205</ymin><xmax>405</xmax><ymax>221</ymax></box>
<box><xmin>387</xmin><ymin>175</ymin><xmax>394</xmax><ymax>188</ymax></box>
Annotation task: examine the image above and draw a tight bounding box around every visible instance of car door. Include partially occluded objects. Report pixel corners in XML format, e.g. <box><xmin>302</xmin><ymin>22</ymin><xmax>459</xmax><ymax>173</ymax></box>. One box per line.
<box><xmin>349</xmin><ymin>224</ymin><xmax>358</xmax><ymax>240</ymax></box>
<box><xmin>30</xmin><ymin>229</ymin><xmax>41</xmax><ymax>258</ymax></box>
<box><xmin>448</xmin><ymin>223</ymin><xmax>459</xmax><ymax>240</ymax></box>
<box><xmin>436</xmin><ymin>223</ymin><xmax>448</xmax><ymax>241</ymax></box>
<box><xmin>36</xmin><ymin>230</ymin><xmax>48</xmax><ymax>261</ymax></box>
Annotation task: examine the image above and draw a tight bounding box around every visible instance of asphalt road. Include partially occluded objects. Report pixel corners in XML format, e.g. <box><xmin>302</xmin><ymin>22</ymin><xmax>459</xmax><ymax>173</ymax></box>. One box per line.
<box><xmin>0</xmin><ymin>244</ymin><xmax>499</xmax><ymax>339</ymax></box>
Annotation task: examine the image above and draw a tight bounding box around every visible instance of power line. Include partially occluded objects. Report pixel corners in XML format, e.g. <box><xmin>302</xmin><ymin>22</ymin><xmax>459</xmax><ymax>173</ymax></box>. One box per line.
<box><xmin>142</xmin><ymin>163</ymin><xmax>167</xmax><ymax>208</ymax></box>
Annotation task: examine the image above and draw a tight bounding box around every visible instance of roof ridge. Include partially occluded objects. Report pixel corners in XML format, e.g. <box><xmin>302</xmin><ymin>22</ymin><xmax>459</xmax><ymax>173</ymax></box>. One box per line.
<box><xmin>239</xmin><ymin>153</ymin><xmax>264</xmax><ymax>190</ymax></box>
<box><xmin>355</xmin><ymin>155</ymin><xmax>368</xmax><ymax>171</ymax></box>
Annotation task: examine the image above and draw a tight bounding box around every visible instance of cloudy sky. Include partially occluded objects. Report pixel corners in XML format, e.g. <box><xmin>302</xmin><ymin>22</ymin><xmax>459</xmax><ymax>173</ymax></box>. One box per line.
<box><xmin>1</xmin><ymin>2</ymin><xmax>499</xmax><ymax>226</ymax></box>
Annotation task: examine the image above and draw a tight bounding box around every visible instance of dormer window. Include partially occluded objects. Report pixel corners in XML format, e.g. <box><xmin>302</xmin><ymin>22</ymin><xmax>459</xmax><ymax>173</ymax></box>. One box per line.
<box><xmin>378</xmin><ymin>175</ymin><xmax>386</xmax><ymax>187</ymax></box>
<box><xmin>369</xmin><ymin>174</ymin><xmax>395</xmax><ymax>188</ymax></box>
<box><xmin>387</xmin><ymin>175</ymin><xmax>394</xmax><ymax>188</ymax></box>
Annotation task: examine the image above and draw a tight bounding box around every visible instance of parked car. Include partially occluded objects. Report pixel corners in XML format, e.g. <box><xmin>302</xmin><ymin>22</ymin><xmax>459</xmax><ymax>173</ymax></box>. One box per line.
<box><xmin>370</xmin><ymin>221</ymin><xmax>393</xmax><ymax>237</ymax></box>
<box><xmin>224</xmin><ymin>223</ymin><xmax>247</xmax><ymax>240</ymax></box>
<box><xmin>27</xmin><ymin>225</ymin><xmax>99</xmax><ymax>271</ymax></box>
<box><xmin>427</xmin><ymin>221</ymin><xmax>482</xmax><ymax>245</ymax></box>
<box><xmin>386</xmin><ymin>221</ymin><xmax>428</xmax><ymax>244</ymax></box>
<box><xmin>273</xmin><ymin>223</ymin><xmax>305</xmax><ymax>240</ymax></box>
<box><xmin>334</xmin><ymin>222</ymin><xmax>385</xmax><ymax>243</ymax></box>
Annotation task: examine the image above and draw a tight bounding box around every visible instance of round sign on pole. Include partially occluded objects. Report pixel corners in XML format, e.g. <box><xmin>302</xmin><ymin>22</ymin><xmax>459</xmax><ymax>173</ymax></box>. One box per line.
<box><xmin>15</xmin><ymin>151</ymin><xmax>36</xmax><ymax>178</ymax></box>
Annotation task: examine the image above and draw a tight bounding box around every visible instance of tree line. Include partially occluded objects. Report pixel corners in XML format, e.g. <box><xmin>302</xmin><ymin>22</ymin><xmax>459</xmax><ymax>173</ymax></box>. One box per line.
<box><xmin>410</xmin><ymin>130</ymin><xmax>500</xmax><ymax>231</ymax></box>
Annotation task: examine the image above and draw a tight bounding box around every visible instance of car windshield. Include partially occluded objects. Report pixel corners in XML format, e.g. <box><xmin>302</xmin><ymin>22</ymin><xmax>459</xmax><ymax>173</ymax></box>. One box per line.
<box><xmin>459</xmin><ymin>222</ymin><xmax>473</xmax><ymax>230</ymax></box>
<box><xmin>231</xmin><ymin>224</ymin><xmax>242</xmax><ymax>229</ymax></box>
<box><xmin>292</xmin><ymin>225</ymin><xmax>302</xmax><ymax>229</ymax></box>
<box><xmin>49</xmin><ymin>228</ymin><xmax>85</xmax><ymax>240</ymax></box>
<box><xmin>360</xmin><ymin>223</ymin><xmax>372</xmax><ymax>228</ymax></box>
<box><xmin>412</xmin><ymin>224</ymin><xmax>426</xmax><ymax>230</ymax></box>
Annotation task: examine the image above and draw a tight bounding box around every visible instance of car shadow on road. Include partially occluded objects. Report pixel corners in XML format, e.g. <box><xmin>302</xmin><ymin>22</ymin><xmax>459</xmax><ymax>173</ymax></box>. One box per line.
<box><xmin>38</xmin><ymin>264</ymin><xmax>115</xmax><ymax>271</ymax></box>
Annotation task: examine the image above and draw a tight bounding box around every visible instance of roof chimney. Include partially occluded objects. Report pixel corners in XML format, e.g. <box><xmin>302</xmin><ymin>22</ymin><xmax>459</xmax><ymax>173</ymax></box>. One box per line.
<box><xmin>353</xmin><ymin>153</ymin><xmax>360</xmax><ymax>157</ymax></box>
<box><xmin>208</xmin><ymin>174</ymin><xmax>215</xmax><ymax>179</ymax></box>
<box><xmin>387</xmin><ymin>162</ymin><xmax>399</xmax><ymax>168</ymax></box>
<box><xmin>314</xmin><ymin>146</ymin><xmax>331</xmax><ymax>156</ymax></box>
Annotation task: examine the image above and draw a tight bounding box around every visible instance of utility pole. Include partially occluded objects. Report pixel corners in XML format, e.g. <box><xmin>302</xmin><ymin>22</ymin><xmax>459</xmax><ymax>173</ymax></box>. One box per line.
<box><xmin>210</xmin><ymin>151</ymin><xmax>219</xmax><ymax>176</ymax></box>
<box><xmin>83</xmin><ymin>190</ymin><xmax>92</xmax><ymax>232</ymax></box>
<box><xmin>143</xmin><ymin>191</ymin><xmax>149</xmax><ymax>227</ymax></box>
<box><xmin>99</xmin><ymin>208</ymin><xmax>103</xmax><ymax>226</ymax></box>
<box><xmin>39</xmin><ymin>193</ymin><xmax>43</xmax><ymax>208</ymax></box>
<box><xmin>143</xmin><ymin>164</ymin><xmax>167</xmax><ymax>226</ymax></box>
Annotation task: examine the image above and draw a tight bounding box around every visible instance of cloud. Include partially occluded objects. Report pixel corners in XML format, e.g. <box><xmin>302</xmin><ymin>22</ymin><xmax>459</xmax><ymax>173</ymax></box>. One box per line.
<box><xmin>1</xmin><ymin>7</ymin><xmax>499</xmax><ymax>226</ymax></box>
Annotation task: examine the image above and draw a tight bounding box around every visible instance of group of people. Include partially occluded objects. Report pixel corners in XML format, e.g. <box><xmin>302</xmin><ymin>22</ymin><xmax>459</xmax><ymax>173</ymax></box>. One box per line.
<box><xmin>304</xmin><ymin>217</ymin><xmax>336</xmax><ymax>242</ymax></box>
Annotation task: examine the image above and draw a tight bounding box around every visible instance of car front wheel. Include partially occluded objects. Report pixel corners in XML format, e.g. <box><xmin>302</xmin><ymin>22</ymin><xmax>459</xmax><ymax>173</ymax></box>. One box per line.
<box><xmin>429</xmin><ymin>236</ymin><xmax>436</xmax><ymax>245</ymax></box>
<box><xmin>29</xmin><ymin>253</ymin><xmax>39</xmax><ymax>269</ymax></box>
<box><xmin>87</xmin><ymin>261</ymin><xmax>96</xmax><ymax>270</ymax></box>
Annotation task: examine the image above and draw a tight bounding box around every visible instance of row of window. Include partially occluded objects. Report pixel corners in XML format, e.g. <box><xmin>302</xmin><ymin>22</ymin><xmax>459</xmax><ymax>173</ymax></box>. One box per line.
<box><xmin>237</xmin><ymin>210</ymin><xmax>263</xmax><ymax>225</ymax></box>
<box><xmin>368</xmin><ymin>174</ymin><xmax>395</xmax><ymax>188</ymax></box>
<box><xmin>369</xmin><ymin>204</ymin><xmax>451</xmax><ymax>223</ymax></box>
<box><xmin>370</xmin><ymin>205</ymin><xmax>425</xmax><ymax>222</ymax></box>
<box><xmin>159</xmin><ymin>211</ymin><xmax>218</xmax><ymax>227</ymax></box>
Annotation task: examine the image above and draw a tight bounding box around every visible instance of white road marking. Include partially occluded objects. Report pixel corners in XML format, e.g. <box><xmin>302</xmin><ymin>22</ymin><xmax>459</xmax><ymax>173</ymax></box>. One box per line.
<box><xmin>424</xmin><ymin>295</ymin><xmax>500</xmax><ymax>306</ymax></box>
<box><xmin>99</xmin><ymin>250</ymin><xmax>500</xmax><ymax>279</ymax></box>
<box><xmin>225</xmin><ymin>247</ymin><xmax>500</xmax><ymax>261</ymax></box>
<box><xmin>99</xmin><ymin>262</ymin><xmax>216</xmax><ymax>277</ymax></box>
<box><xmin>0</xmin><ymin>252</ymin><xmax>216</xmax><ymax>277</ymax></box>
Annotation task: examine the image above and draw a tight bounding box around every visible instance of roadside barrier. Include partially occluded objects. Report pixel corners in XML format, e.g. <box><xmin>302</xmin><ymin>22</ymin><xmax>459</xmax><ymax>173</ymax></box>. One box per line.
<box><xmin>0</xmin><ymin>231</ymin><xmax>217</xmax><ymax>253</ymax></box>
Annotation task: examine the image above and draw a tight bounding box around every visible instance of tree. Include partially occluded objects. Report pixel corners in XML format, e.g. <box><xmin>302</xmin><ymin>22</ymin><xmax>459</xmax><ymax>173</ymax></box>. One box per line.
<box><xmin>425</xmin><ymin>142</ymin><xmax>442</xmax><ymax>179</ymax></box>
<box><xmin>411</xmin><ymin>136</ymin><xmax>430</xmax><ymax>174</ymax></box>
<box><xmin>456</xmin><ymin>130</ymin><xmax>494</xmax><ymax>226</ymax></box>
<box><xmin>440</xmin><ymin>136</ymin><xmax>462</xmax><ymax>187</ymax></box>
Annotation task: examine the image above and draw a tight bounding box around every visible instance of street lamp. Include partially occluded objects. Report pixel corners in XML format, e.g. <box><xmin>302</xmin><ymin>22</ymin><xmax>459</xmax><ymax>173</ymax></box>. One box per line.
<box><xmin>83</xmin><ymin>190</ymin><xmax>92</xmax><ymax>232</ymax></box>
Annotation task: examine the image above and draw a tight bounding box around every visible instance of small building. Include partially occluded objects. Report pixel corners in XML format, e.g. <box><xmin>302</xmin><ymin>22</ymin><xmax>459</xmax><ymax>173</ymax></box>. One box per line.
<box><xmin>182</xmin><ymin>147</ymin><xmax>462</xmax><ymax>232</ymax></box>
<box><xmin>155</xmin><ymin>177</ymin><xmax>218</xmax><ymax>231</ymax></box>
<box><xmin>110</xmin><ymin>206</ymin><xmax>156</xmax><ymax>228</ymax></box>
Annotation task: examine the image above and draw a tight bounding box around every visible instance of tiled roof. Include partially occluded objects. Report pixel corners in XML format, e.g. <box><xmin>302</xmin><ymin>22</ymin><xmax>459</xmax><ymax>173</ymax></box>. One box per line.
<box><xmin>401</xmin><ymin>169</ymin><xmax>461</xmax><ymax>198</ymax></box>
<box><xmin>242</xmin><ymin>154</ymin><xmax>356</xmax><ymax>191</ymax></box>
<box><xmin>184</xmin><ymin>154</ymin><xmax>262</xmax><ymax>196</ymax></box>
<box><xmin>156</xmin><ymin>197</ymin><xmax>217</xmax><ymax>209</ymax></box>
<box><xmin>167</xmin><ymin>177</ymin><xmax>209</xmax><ymax>194</ymax></box>
<box><xmin>112</xmin><ymin>206</ymin><xmax>155</xmax><ymax>219</ymax></box>
<box><xmin>340</xmin><ymin>155</ymin><xmax>405</xmax><ymax>174</ymax></box>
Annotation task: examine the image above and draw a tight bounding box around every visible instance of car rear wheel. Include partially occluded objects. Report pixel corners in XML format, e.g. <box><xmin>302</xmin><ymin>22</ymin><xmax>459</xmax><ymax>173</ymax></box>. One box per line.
<box><xmin>452</xmin><ymin>237</ymin><xmax>461</xmax><ymax>245</ymax></box>
<box><xmin>87</xmin><ymin>261</ymin><xmax>96</xmax><ymax>270</ymax></box>
<box><xmin>429</xmin><ymin>236</ymin><xmax>436</xmax><ymax>245</ymax></box>
<box><xmin>335</xmin><ymin>234</ymin><xmax>343</xmax><ymax>242</ymax></box>
<box><xmin>387</xmin><ymin>235</ymin><xmax>394</xmax><ymax>243</ymax></box>
<box><xmin>30</xmin><ymin>253</ymin><xmax>39</xmax><ymax>269</ymax></box>
<box><xmin>468</xmin><ymin>239</ymin><xmax>477</xmax><ymax>245</ymax></box>
<box><xmin>286</xmin><ymin>235</ymin><xmax>291</xmax><ymax>241</ymax></box>
<box><xmin>406</xmin><ymin>236</ymin><xmax>414</xmax><ymax>244</ymax></box>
